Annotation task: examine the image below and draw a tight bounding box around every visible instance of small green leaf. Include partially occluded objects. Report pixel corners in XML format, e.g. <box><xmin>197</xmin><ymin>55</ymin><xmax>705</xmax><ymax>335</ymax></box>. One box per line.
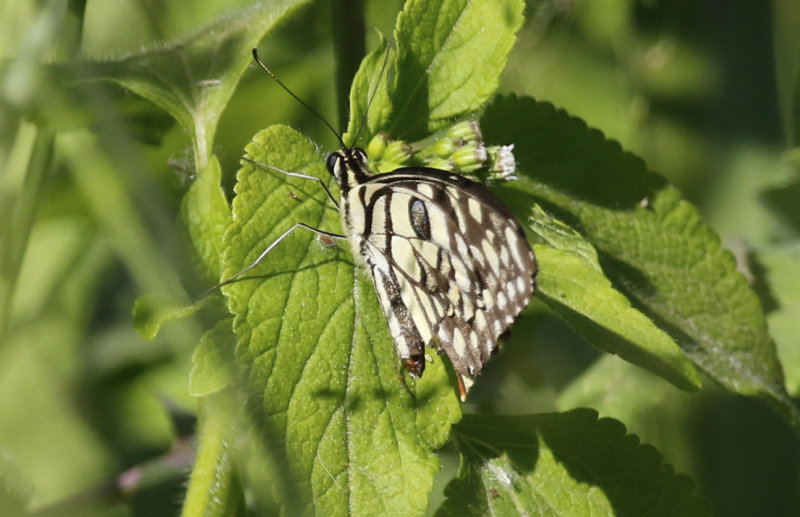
<box><xmin>189</xmin><ymin>318</ymin><xmax>236</xmax><ymax>398</ymax></box>
<box><xmin>132</xmin><ymin>293</ymin><xmax>204</xmax><ymax>340</ymax></box>
<box><xmin>347</xmin><ymin>0</ymin><xmax>524</xmax><ymax>143</ymax></box>
<box><xmin>530</xmin><ymin>205</ymin><xmax>700</xmax><ymax>390</ymax></box>
<box><xmin>222</xmin><ymin>125</ymin><xmax>460</xmax><ymax>515</ymax></box>
<box><xmin>437</xmin><ymin>410</ymin><xmax>711</xmax><ymax>516</ymax></box>
<box><xmin>181</xmin><ymin>156</ymin><xmax>232</xmax><ymax>282</ymax></box>
<box><xmin>482</xmin><ymin>95</ymin><xmax>798</xmax><ymax>425</ymax></box>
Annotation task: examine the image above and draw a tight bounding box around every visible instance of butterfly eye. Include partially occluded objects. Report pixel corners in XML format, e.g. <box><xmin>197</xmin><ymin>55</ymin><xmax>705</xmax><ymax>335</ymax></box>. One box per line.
<box><xmin>326</xmin><ymin>153</ymin><xmax>340</xmax><ymax>176</ymax></box>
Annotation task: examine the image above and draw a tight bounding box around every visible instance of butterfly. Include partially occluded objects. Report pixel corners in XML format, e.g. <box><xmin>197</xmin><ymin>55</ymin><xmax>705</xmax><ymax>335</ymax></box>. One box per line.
<box><xmin>217</xmin><ymin>49</ymin><xmax>537</xmax><ymax>401</ymax></box>
<box><xmin>326</xmin><ymin>146</ymin><xmax>536</xmax><ymax>400</ymax></box>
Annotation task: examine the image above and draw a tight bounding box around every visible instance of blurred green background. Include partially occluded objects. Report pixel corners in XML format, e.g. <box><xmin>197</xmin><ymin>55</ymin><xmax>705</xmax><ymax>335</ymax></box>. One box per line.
<box><xmin>1</xmin><ymin>0</ymin><xmax>798</xmax><ymax>515</ymax></box>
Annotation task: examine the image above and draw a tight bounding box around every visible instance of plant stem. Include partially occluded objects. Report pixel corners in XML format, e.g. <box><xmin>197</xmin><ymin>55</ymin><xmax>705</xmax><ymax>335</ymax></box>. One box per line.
<box><xmin>331</xmin><ymin>0</ymin><xmax>366</xmax><ymax>132</ymax></box>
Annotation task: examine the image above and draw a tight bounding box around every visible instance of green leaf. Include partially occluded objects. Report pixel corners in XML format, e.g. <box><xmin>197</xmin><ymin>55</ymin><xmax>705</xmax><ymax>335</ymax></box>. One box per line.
<box><xmin>74</xmin><ymin>0</ymin><xmax>311</xmax><ymax>170</ymax></box>
<box><xmin>181</xmin><ymin>156</ymin><xmax>232</xmax><ymax>282</ymax></box>
<box><xmin>482</xmin><ymin>96</ymin><xmax>798</xmax><ymax>425</ymax></box>
<box><xmin>347</xmin><ymin>0</ymin><xmax>525</xmax><ymax>143</ymax></box>
<box><xmin>437</xmin><ymin>410</ymin><xmax>711</xmax><ymax>516</ymax></box>
<box><xmin>132</xmin><ymin>294</ymin><xmax>204</xmax><ymax>341</ymax></box>
<box><xmin>222</xmin><ymin>125</ymin><xmax>461</xmax><ymax>515</ymax></box>
<box><xmin>530</xmin><ymin>205</ymin><xmax>700</xmax><ymax>391</ymax></box>
<box><xmin>189</xmin><ymin>318</ymin><xmax>236</xmax><ymax>398</ymax></box>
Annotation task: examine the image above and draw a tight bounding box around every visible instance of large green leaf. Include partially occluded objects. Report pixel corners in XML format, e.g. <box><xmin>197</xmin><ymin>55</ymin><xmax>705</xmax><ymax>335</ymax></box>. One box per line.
<box><xmin>222</xmin><ymin>126</ymin><xmax>461</xmax><ymax>516</ymax></box>
<box><xmin>482</xmin><ymin>96</ymin><xmax>798</xmax><ymax>425</ymax></box>
<box><xmin>437</xmin><ymin>410</ymin><xmax>710</xmax><ymax>515</ymax></box>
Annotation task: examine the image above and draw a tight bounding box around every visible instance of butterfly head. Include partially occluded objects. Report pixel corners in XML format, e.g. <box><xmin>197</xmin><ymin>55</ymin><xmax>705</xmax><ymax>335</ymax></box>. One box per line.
<box><xmin>326</xmin><ymin>147</ymin><xmax>372</xmax><ymax>191</ymax></box>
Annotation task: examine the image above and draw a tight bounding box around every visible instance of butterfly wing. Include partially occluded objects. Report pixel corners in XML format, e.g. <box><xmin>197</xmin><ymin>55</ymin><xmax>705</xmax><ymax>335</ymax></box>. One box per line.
<box><xmin>348</xmin><ymin>168</ymin><xmax>536</xmax><ymax>400</ymax></box>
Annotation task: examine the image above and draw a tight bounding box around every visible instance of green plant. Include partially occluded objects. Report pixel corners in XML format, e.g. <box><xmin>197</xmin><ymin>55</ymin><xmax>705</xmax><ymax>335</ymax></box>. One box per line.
<box><xmin>2</xmin><ymin>0</ymin><xmax>798</xmax><ymax>515</ymax></box>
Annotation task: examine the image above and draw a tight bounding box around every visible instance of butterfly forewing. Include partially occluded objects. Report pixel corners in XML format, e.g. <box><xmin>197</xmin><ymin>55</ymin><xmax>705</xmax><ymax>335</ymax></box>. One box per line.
<box><xmin>332</xmin><ymin>150</ymin><xmax>536</xmax><ymax>401</ymax></box>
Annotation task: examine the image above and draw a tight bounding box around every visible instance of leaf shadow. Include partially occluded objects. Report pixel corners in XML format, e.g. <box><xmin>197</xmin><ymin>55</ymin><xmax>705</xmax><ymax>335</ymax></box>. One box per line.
<box><xmin>481</xmin><ymin>95</ymin><xmax>669</xmax><ymax>210</ymax></box>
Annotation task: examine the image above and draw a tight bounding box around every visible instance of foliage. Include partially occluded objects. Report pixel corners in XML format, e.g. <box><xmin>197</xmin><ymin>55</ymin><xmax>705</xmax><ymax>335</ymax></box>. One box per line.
<box><xmin>1</xmin><ymin>0</ymin><xmax>799</xmax><ymax>515</ymax></box>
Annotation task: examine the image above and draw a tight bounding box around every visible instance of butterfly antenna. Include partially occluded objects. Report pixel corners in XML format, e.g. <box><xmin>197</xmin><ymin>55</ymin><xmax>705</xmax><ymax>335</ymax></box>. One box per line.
<box><xmin>351</xmin><ymin>40</ymin><xmax>394</xmax><ymax>147</ymax></box>
<box><xmin>251</xmin><ymin>48</ymin><xmax>345</xmax><ymax>149</ymax></box>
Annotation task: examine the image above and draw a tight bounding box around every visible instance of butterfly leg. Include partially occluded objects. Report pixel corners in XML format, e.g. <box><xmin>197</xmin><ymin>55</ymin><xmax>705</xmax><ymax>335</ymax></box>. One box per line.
<box><xmin>203</xmin><ymin>223</ymin><xmax>346</xmax><ymax>296</ymax></box>
<box><xmin>393</xmin><ymin>352</ymin><xmax>417</xmax><ymax>400</ymax></box>
<box><xmin>242</xmin><ymin>157</ymin><xmax>339</xmax><ymax>209</ymax></box>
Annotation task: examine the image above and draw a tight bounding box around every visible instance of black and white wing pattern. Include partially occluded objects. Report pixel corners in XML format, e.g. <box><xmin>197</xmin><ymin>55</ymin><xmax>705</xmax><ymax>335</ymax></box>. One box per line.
<box><xmin>327</xmin><ymin>147</ymin><xmax>536</xmax><ymax>401</ymax></box>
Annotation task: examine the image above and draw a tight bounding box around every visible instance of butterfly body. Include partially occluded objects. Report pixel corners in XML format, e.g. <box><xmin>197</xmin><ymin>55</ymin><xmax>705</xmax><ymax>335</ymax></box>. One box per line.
<box><xmin>327</xmin><ymin>147</ymin><xmax>536</xmax><ymax>400</ymax></box>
